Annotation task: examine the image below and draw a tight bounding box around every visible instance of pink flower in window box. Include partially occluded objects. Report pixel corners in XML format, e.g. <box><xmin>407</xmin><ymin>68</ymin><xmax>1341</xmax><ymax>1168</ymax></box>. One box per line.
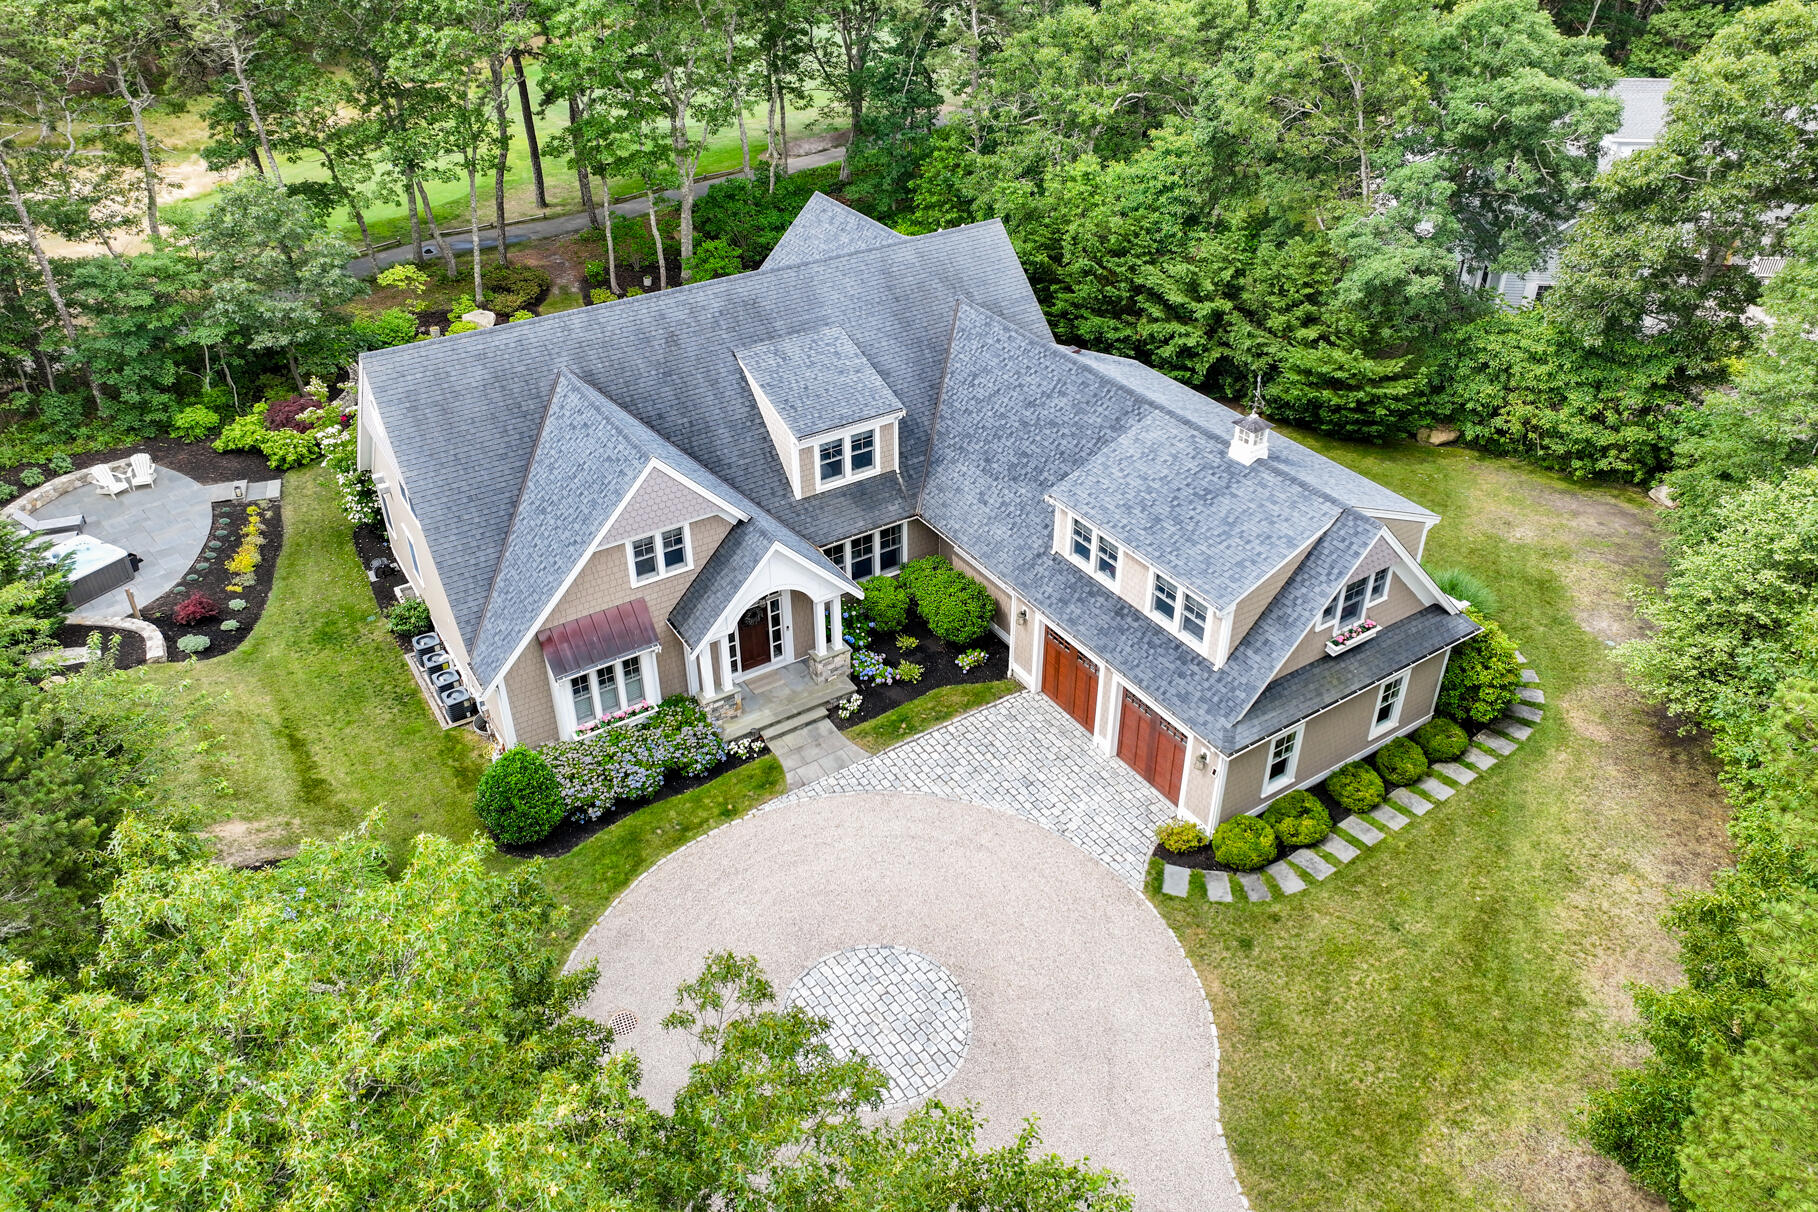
<box><xmin>1324</xmin><ymin>618</ymin><xmax>1379</xmax><ymax>657</ymax></box>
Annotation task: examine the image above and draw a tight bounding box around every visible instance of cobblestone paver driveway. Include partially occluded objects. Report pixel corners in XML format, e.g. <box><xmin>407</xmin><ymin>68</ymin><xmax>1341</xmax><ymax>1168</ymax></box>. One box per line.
<box><xmin>782</xmin><ymin>691</ymin><xmax>1177</xmax><ymax>887</ymax></box>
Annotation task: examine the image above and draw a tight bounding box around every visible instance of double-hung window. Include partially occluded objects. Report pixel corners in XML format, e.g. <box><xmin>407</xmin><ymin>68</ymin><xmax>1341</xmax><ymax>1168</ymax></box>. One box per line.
<box><xmin>849</xmin><ymin>532</ymin><xmax>876</xmax><ymax>579</ymax></box>
<box><xmin>878</xmin><ymin>522</ymin><xmax>903</xmax><ymax>572</ymax></box>
<box><xmin>568</xmin><ymin>653</ymin><xmax>650</xmax><ymax>732</ymax></box>
<box><xmin>630</xmin><ymin>525</ymin><xmax>688</xmax><ymax>583</ymax></box>
<box><xmin>1369</xmin><ymin>567</ymin><xmax>1391</xmax><ymax>603</ymax></box>
<box><xmin>1152</xmin><ymin>574</ymin><xmax>1179</xmax><ymax>622</ymax></box>
<box><xmin>1322</xmin><ymin>573</ymin><xmax>1374</xmax><ymax>629</ymax></box>
<box><xmin>1263</xmin><ymin>726</ymin><xmax>1302</xmax><ymax>792</ymax></box>
<box><xmin>850</xmin><ymin>430</ymin><xmax>875</xmax><ymax>474</ymax></box>
<box><xmin>1150</xmin><ymin>571</ymin><xmax>1211</xmax><ymax>645</ymax></box>
<box><xmin>1094</xmin><ymin>536</ymin><xmax>1119</xmax><ymax>582</ymax></box>
<box><xmin>818</xmin><ymin>440</ymin><xmax>844</xmax><ymax>483</ymax></box>
<box><xmin>1372</xmin><ymin>671</ymin><xmax>1407</xmax><ymax>735</ymax></box>
<box><xmin>815</xmin><ymin>427</ymin><xmax>878</xmax><ymax>488</ymax></box>
<box><xmin>1071</xmin><ymin>520</ymin><xmax>1093</xmax><ymax>562</ymax></box>
<box><xmin>1180</xmin><ymin>593</ymin><xmax>1209</xmax><ymax>642</ymax></box>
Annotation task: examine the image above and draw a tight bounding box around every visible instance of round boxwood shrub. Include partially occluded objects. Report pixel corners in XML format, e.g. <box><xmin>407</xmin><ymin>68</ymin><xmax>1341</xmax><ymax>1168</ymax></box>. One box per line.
<box><xmin>898</xmin><ymin>554</ymin><xmax>952</xmax><ymax>604</ymax></box>
<box><xmin>1261</xmin><ymin>789</ymin><xmax>1331</xmax><ymax>846</ymax></box>
<box><xmin>1373</xmin><ymin>735</ymin><xmax>1428</xmax><ymax>786</ymax></box>
<box><xmin>856</xmin><ymin>575</ymin><xmax>909</xmax><ymax>633</ymax></box>
<box><xmin>1211</xmin><ymin>815</ymin><xmax>1278</xmax><ymax>871</ymax></box>
<box><xmin>917</xmin><ymin>570</ymin><xmax>997</xmax><ymax>646</ymax></box>
<box><xmin>1437</xmin><ymin>606</ymin><xmax>1522</xmax><ymax>725</ymax></box>
<box><xmin>1155</xmin><ymin>818</ymin><xmax>1210</xmax><ymax>853</ymax></box>
<box><xmin>474</xmin><ymin>745</ymin><xmax>564</xmax><ymax>845</ymax></box>
<box><xmin>1412</xmin><ymin>717</ymin><xmax>1469</xmax><ymax>764</ymax></box>
<box><xmin>1325</xmin><ymin>761</ymin><xmax>1386</xmax><ymax>814</ymax></box>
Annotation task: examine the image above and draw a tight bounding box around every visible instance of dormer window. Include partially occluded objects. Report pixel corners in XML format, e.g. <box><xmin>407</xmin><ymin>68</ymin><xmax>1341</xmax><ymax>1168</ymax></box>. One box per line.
<box><xmin>1095</xmin><ymin>536</ymin><xmax>1119</xmax><ymax>581</ymax></box>
<box><xmin>819</xmin><ymin>439</ymin><xmax>844</xmax><ymax>482</ymax></box>
<box><xmin>735</xmin><ymin>326</ymin><xmax>903</xmax><ymax>499</ymax></box>
<box><xmin>1071</xmin><ymin>520</ymin><xmax>1092</xmax><ymax>562</ymax></box>
<box><xmin>815</xmin><ymin>427</ymin><xmax>877</xmax><ymax>489</ymax></box>
<box><xmin>850</xmin><ymin>430</ymin><xmax>875</xmax><ymax>473</ymax></box>
<box><xmin>1064</xmin><ymin>516</ymin><xmax>1119</xmax><ymax>585</ymax></box>
<box><xmin>1152</xmin><ymin>575</ymin><xmax>1178</xmax><ymax>621</ymax></box>
<box><xmin>1151</xmin><ymin>571</ymin><xmax>1210</xmax><ymax>644</ymax></box>
<box><xmin>1180</xmin><ymin>595</ymin><xmax>1208</xmax><ymax>641</ymax></box>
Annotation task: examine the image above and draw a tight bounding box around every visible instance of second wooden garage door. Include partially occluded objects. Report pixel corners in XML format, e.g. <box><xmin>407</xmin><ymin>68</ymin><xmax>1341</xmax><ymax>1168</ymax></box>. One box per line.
<box><xmin>1041</xmin><ymin>628</ymin><xmax>1099</xmax><ymax>733</ymax></box>
<box><xmin>1118</xmin><ymin>689</ymin><xmax>1186</xmax><ymax>802</ymax></box>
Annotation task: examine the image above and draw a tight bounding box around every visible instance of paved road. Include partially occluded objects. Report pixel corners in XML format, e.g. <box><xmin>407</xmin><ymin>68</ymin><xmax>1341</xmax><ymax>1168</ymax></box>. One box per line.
<box><xmin>346</xmin><ymin>146</ymin><xmax>846</xmax><ymax>278</ymax></box>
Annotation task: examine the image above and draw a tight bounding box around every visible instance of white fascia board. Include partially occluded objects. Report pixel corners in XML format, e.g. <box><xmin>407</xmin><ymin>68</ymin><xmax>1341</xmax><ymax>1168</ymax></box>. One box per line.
<box><xmin>683</xmin><ymin>541</ymin><xmax>862</xmax><ymax>661</ymax></box>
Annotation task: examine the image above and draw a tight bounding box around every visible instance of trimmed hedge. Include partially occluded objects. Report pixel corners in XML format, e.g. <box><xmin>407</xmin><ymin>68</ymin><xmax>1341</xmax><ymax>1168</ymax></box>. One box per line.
<box><xmin>857</xmin><ymin>575</ymin><xmax>909</xmax><ymax>633</ymax></box>
<box><xmin>899</xmin><ymin>555</ymin><xmax>953</xmax><ymax>604</ymax></box>
<box><xmin>474</xmin><ymin>746</ymin><xmax>565</xmax><ymax>844</ymax></box>
<box><xmin>1261</xmin><ymin>789</ymin><xmax>1331</xmax><ymax>846</ymax></box>
<box><xmin>1156</xmin><ymin>818</ymin><xmax>1210</xmax><ymax>853</ymax></box>
<box><xmin>1413</xmin><ymin>717</ymin><xmax>1469</xmax><ymax>764</ymax></box>
<box><xmin>1211</xmin><ymin>815</ymin><xmax>1278</xmax><ymax>871</ymax></box>
<box><xmin>918</xmin><ymin>571</ymin><xmax>997</xmax><ymax>646</ymax></box>
<box><xmin>1437</xmin><ymin>606</ymin><xmax>1523</xmax><ymax>725</ymax></box>
<box><xmin>1325</xmin><ymin>761</ymin><xmax>1386</xmax><ymax>814</ymax></box>
<box><xmin>1374</xmin><ymin>736</ymin><xmax>1428</xmax><ymax>786</ymax></box>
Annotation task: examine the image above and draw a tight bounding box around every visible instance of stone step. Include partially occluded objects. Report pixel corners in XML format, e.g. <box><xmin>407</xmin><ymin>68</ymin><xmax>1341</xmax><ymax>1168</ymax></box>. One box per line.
<box><xmin>763</xmin><ymin>707</ymin><xmax>835</xmax><ymax>742</ymax></box>
<box><xmin>1516</xmin><ymin>650</ymin><xmax>1527</xmax><ymax>664</ymax></box>
<box><xmin>1434</xmin><ymin>761</ymin><xmax>1478</xmax><ymax>786</ymax></box>
<box><xmin>1508</xmin><ymin>703</ymin><xmax>1544</xmax><ymax>723</ymax></box>
<box><xmin>1237</xmin><ymin>872</ymin><xmax>1271</xmax><ymax>901</ymax></box>
<box><xmin>1205</xmin><ymin>872</ymin><xmax>1234</xmax><ymax>902</ymax></box>
<box><xmin>1416</xmin><ymin>776</ymin><xmax>1455</xmax><ymax>801</ymax></box>
<box><xmin>1161</xmin><ymin>864</ymin><xmax>1190</xmax><ymax>897</ymax></box>
<box><xmin>1288</xmin><ymin>848</ymin><xmax>1336</xmax><ymax>881</ymax></box>
<box><xmin>1338</xmin><ymin>815</ymin><xmax>1385</xmax><ymax>846</ymax></box>
<box><xmin>1493</xmin><ymin>718</ymin><xmax>1534</xmax><ymax>741</ymax></box>
<box><xmin>1472</xmin><ymin>730</ymin><xmax>1514</xmax><ymax>756</ymax></box>
<box><xmin>1320</xmin><ymin>834</ymin><xmax>1360</xmax><ymax>864</ymax></box>
<box><xmin>1389</xmin><ymin>786</ymin><xmax>1431</xmax><ymax>816</ymax></box>
<box><xmin>1518</xmin><ymin>686</ymin><xmax>1545</xmax><ymax>703</ymax></box>
<box><xmin>1265</xmin><ymin>860</ymin><xmax>1306</xmax><ymax>895</ymax></box>
<box><xmin>1462</xmin><ymin>746</ymin><xmax>1497</xmax><ymax>770</ymax></box>
<box><xmin>1368</xmin><ymin>804</ymin><xmax>1410</xmax><ymax>831</ymax></box>
<box><xmin>1520</xmin><ymin>667</ymin><xmax>1540</xmax><ymax>683</ymax></box>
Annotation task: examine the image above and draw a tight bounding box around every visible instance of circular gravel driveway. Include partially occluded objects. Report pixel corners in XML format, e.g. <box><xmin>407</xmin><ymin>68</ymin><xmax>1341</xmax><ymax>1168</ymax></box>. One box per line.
<box><xmin>569</xmin><ymin>791</ymin><xmax>1244</xmax><ymax>1212</ymax></box>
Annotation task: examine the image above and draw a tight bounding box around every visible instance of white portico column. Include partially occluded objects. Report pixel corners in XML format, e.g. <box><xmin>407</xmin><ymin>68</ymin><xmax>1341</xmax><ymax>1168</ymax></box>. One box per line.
<box><xmin>696</xmin><ymin>647</ymin><xmax>716</xmax><ymax>696</ymax></box>
<box><xmin>830</xmin><ymin>597</ymin><xmax>845</xmax><ymax>649</ymax></box>
<box><xmin>718</xmin><ymin>634</ymin><xmax>735</xmax><ymax>690</ymax></box>
<box><xmin>814</xmin><ymin>597</ymin><xmax>832</xmax><ymax>655</ymax></box>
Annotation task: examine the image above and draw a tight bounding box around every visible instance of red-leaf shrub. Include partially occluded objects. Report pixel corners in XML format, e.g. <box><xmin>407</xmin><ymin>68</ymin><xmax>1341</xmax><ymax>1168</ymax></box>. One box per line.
<box><xmin>263</xmin><ymin>395</ymin><xmax>315</xmax><ymax>433</ymax></box>
<box><xmin>174</xmin><ymin>591</ymin><xmax>221</xmax><ymax>625</ymax></box>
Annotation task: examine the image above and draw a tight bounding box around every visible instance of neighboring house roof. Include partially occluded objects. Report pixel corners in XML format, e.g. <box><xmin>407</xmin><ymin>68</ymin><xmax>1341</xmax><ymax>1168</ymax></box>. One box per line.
<box><xmin>1609</xmin><ymin>78</ymin><xmax>1671</xmax><ymax>148</ymax></box>
<box><xmin>1048</xmin><ymin>411</ymin><xmax>1341</xmax><ymax>611</ymax></box>
<box><xmin>920</xmin><ymin>303</ymin><xmax>1471</xmax><ymax>751</ymax></box>
<box><xmin>761</xmin><ymin>192</ymin><xmax>905</xmax><ymax>271</ymax></box>
<box><xmin>736</xmin><ymin>325</ymin><xmax>905</xmax><ymax>437</ymax></box>
<box><xmin>539</xmin><ymin>600</ymin><xmax>660</xmax><ymax>680</ymax></box>
<box><xmin>361</xmin><ymin>214</ymin><xmax>1051</xmax><ymax>667</ymax></box>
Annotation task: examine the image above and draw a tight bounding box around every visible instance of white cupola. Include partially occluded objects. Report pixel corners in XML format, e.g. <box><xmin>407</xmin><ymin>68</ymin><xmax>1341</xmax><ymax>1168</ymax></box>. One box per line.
<box><xmin>1228</xmin><ymin>410</ymin><xmax>1271</xmax><ymax>466</ymax></box>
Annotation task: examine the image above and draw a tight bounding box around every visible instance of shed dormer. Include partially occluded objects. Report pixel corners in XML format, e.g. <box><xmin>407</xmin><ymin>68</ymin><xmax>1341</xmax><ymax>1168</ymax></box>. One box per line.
<box><xmin>735</xmin><ymin>326</ymin><xmax>905</xmax><ymax>499</ymax></box>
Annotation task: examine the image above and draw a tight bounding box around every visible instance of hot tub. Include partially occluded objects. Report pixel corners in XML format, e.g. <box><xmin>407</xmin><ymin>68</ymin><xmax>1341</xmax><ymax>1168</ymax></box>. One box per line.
<box><xmin>44</xmin><ymin>534</ymin><xmax>135</xmax><ymax>609</ymax></box>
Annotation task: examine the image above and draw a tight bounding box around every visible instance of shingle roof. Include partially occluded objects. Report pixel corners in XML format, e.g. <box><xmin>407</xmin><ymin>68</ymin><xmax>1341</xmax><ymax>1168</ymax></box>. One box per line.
<box><xmin>735</xmin><ymin>325</ymin><xmax>905</xmax><ymax>437</ymax></box>
<box><xmin>920</xmin><ymin>305</ymin><xmax>1470</xmax><ymax>750</ymax></box>
<box><xmin>761</xmin><ymin>192</ymin><xmax>905</xmax><ymax>270</ymax></box>
<box><xmin>1610</xmin><ymin>78</ymin><xmax>1671</xmax><ymax>147</ymax></box>
<box><xmin>539</xmin><ymin>600</ymin><xmax>660</xmax><ymax>680</ymax></box>
<box><xmin>665</xmin><ymin>516</ymin><xmax>854</xmax><ymax>649</ymax></box>
<box><xmin>361</xmin><ymin>219</ymin><xmax>1050</xmax><ymax>663</ymax></box>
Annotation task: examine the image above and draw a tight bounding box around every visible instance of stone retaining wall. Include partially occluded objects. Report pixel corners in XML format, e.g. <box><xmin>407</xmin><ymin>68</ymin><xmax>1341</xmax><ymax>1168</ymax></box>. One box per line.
<box><xmin>4</xmin><ymin>459</ymin><xmax>132</xmax><ymax>517</ymax></box>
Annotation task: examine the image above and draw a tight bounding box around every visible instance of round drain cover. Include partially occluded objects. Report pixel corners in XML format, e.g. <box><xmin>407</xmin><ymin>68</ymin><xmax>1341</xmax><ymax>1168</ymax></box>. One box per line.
<box><xmin>607</xmin><ymin>1009</ymin><xmax>638</xmax><ymax>1038</ymax></box>
<box><xmin>787</xmin><ymin>945</ymin><xmax>970</xmax><ymax>1105</ymax></box>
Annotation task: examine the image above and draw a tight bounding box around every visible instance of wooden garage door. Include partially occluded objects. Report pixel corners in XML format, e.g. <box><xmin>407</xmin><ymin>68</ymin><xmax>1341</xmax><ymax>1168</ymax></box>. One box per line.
<box><xmin>1117</xmin><ymin>689</ymin><xmax>1186</xmax><ymax>802</ymax></box>
<box><xmin>1041</xmin><ymin>628</ymin><xmax>1098</xmax><ymax>733</ymax></box>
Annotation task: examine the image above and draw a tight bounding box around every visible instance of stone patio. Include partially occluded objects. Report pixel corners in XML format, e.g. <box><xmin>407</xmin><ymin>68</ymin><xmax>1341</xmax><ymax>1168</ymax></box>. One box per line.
<box><xmin>28</xmin><ymin>465</ymin><xmax>211</xmax><ymax>617</ymax></box>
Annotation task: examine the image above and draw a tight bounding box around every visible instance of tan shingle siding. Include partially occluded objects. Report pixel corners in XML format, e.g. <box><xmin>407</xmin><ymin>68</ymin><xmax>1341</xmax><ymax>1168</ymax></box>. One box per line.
<box><xmin>1228</xmin><ymin>535</ymin><xmax>1317</xmax><ymax>651</ymax></box>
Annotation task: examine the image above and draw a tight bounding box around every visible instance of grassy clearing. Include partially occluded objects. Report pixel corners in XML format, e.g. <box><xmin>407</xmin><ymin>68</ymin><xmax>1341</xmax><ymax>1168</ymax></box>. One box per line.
<box><xmin>152</xmin><ymin>467</ymin><xmax>490</xmax><ymax>863</ymax></box>
<box><xmin>1156</xmin><ymin>433</ymin><xmax>1730</xmax><ymax>1212</ymax></box>
<box><xmin>846</xmin><ymin>680</ymin><xmax>1021</xmax><ymax>754</ymax></box>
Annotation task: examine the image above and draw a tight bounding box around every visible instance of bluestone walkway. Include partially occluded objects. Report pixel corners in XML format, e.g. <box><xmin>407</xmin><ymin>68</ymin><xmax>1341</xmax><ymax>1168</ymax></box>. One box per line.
<box><xmin>781</xmin><ymin>692</ymin><xmax>1176</xmax><ymax>888</ymax></box>
<box><xmin>768</xmin><ymin>716</ymin><xmax>867</xmax><ymax>790</ymax></box>
<box><xmin>33</xmin><ymin>466</ymin><xmax>211</xmax><ymax>617</ymax></box>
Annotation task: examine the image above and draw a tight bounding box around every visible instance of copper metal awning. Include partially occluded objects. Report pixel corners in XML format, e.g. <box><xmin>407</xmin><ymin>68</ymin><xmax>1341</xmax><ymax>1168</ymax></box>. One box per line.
<box><xmin>538</xmin><ymin>599</ymin><xmax>660</xmax><ymax>679</ymax></box>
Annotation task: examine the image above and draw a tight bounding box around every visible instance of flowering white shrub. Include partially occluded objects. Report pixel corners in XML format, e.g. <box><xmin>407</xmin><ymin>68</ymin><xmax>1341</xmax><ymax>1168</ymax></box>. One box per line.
<box><xmin>318</xmin><ymin>411</ymin><xmax>380</xmax><ymax>527</ymax></box>
<box><xmin>836</xmin><ymin>692</ymin><xmax>862</xmax><ymax>719</ymax></box>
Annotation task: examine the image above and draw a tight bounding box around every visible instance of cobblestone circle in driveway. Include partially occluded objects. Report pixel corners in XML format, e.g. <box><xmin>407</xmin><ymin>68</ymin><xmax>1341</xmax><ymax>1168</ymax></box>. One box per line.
<box><xmin>781</xmin><ymin>692</ymin><xmax>1176</xmax><ymax>887</ymax></box>
<box><xmin>787</xmin><ymin>945</ymin><xmax>970</xmax><ymax>1104</ymax></box>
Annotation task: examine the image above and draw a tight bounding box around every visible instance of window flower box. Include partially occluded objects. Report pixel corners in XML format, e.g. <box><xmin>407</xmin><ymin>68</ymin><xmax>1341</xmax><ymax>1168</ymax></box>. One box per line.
<box><xmin>1325</xmin><ymin>619</ymin><xmax>1379</xmax><ymax>657</ymax></box>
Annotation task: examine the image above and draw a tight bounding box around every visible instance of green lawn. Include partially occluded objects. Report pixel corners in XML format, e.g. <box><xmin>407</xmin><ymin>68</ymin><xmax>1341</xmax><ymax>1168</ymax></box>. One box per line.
<box><xmin>1152</xmin><ymin>433</ymin><xmax>1729</xmax><ymax>1212</ymax></box>
<box><xmin>846</xmin><ymin>680</ymin><xmax>1020</xmax><ymax>754</ymax></box>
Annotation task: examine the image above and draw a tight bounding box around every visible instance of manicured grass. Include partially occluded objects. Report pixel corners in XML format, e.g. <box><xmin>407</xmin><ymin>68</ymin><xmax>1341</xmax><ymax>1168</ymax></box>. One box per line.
<box><xmin>1156</xmin><ymin>433</ymin><xmax>1728</xmax><ymax>1212</ymax></box>
<box><xmin>152</xmin><ymin>466</ymin><xmax>491</xmax><ymax>862</ymax></box>
<box><xmin>537</xmin><ymin>756</ymin><xmax>787</xmax><ymax>948</ymax></box>
<box><xmin>846</xmin><ymin>680</ymin><xmax>1021</xmax><ymax>754</ymax></box>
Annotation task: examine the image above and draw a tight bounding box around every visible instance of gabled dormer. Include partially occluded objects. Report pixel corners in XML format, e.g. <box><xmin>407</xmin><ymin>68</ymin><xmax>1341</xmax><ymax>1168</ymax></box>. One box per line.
<box><xmin>735</xmin><ymin>326</ymin><xmax>904</xmax><ymax>500</ymax></box>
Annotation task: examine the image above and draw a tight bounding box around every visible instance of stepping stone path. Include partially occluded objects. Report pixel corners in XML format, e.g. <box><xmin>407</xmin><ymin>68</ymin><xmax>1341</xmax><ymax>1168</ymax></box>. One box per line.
<box><xmin>1416</xmin><ymin>776</ymin><xmax>1455</xmax><ymax>801</ymax></box>
<box><xmin>1520</xmin><ymin>667</ymin><xmax>1540</xmax><ymax>683</ymax></box>
<box><xmin>1494</xmin><ymin>718</ymin><xmax>1533</xmax><ymax>741</ymax></box>
<box><xmin>1161</xmin><ymin>865</ymin><xmax>1190</xmax><ymax>897</ymax></box>
<box><xmin>1519</xmin><ymin>687</ymin><xmax>1545</xmax><ymax>703</ymax></box>
<box><xmin>1237</xmin><ymin>872</ymin><xmax>1271</xmax><ymax>902</ymax></box>
<box><xmin>1205</xmin><ymin>872</ymin><xmax>1233</xmax><ymax>902</ymax></box>
<box><xmin>1462</xmin><ymin>747</ymin><xmax>1497</xmax><ymax>770</ymax></box>
<box><xmin>1320</xmin><ymin>834</ymin><xmax>1360</xmax><ymax>864</ymax></box>
<box><xmin>1508</xmin><ymin>703</ymin><xmax>1544</xmax><ymax>723</ymax></box>
<box><xmin>1288</xmin><ymin>848</ymin><xmax>1336</xmax><ymax>881</ymax></box>
<box><xmin>1475</xmin><ymin>731</ymin><xmax>1517</xmax><ymax>756</ymax></box>
<box><xmin>1389</xmin><ymin>786</ymin><xmax>1430</xmax><ymax>816</ymax></box>
<box><xmin>1368</xmin><ymin>804</ymin><xmax>1410</xmax><ymax>831</ymax></box>
<box><xmin>1434</xmin><ymin>761</ymin><xmax>1478</xmax><ymax>785</ymax></box>
<box><xmin>1339</xmin><ymin>815</ymin><xmax>1385</xmax><ymax>846</ymax></box>
<box><xmin>1265</xmin><ymin>860</ymin><xmax>1307</xmax><ymax>895</ymax></box>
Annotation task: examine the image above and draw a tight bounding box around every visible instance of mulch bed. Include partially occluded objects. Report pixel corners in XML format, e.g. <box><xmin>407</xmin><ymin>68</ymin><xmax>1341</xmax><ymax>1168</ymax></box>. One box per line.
<box><xmin>51</xmin><ymin>621</ymin><xmax>147</xmax><ymax>668</ymax></box>
<box><xmin>352</xmin><ymin>522</ymin><xmax>411</xmax><ymax>624</ymax></box>
<box><xmin>141</xmin><ymin>499</ymin><xmax>285</xmax><ymax>663</ymax></box>
<box><xmin>2</xmin><ymin>437</ymin><xmax>272</xmax><ymax>500</ymax></box>
<box><xmin>831</xmin><ymin>615</ymin><xmax>1010</xmax><ymax>730</ymax></box>
<box><xmin>1150</xmin><ymin>784</ymin><xmax>1366</xmax><ymax>873</ymax></box>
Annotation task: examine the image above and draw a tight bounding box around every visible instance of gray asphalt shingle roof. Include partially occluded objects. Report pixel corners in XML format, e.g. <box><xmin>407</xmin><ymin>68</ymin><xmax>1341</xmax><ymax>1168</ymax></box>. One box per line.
<box><xmin>1610</xmin><ymin>77</ymin><xmax>1671</xmax><ymax>146</ymax></box>
<box><xmin>761</xmin><ymin>192</ymin><xmax>905</xmax><ymax>270</ymax></box>
<box><xmin>361</xmin><ymin>218</ymin><xmax>1050</xmax><ymax>664</ymax></box>
<box><xmin>735</xmin><ymin>325</ymin><xmax>905</xmax><ymax>437</ymax></box>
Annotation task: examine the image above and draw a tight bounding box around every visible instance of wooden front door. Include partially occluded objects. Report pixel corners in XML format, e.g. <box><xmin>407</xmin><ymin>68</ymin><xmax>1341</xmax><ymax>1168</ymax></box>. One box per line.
<box><xmin>1117</xmin><ymin>689</ymin><xmax>1186</xmax><ymax>802</ymax></box>
<box><xmin>1041</xmin><ymin>628</ymin><xmax>1099</xmax><ymax>733</ymax></box>
<box><xmin>735</xmin><ymin>600</ymin><xmax>773</xmax><ymax>672</ymax></box>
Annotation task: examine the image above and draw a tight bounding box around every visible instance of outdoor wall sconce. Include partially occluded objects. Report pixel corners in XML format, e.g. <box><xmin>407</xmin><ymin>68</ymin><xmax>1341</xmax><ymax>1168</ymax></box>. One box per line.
<box><xmin>1016</xmin><ymin>608</ymin><xmax>1028</xmax><ymax>624</ymax></box>
<box><xmin>1195</xmin><ymin>751</ymin><xmax>1210</xmax><ymax>770</ymax></box>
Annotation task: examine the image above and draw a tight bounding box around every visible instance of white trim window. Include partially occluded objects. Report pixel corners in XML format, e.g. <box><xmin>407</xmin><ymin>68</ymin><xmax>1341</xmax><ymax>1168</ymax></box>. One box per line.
<box><xmin>814</xmin><ymin>425</ymin><xmax>880</xmax><ymax>489</ymax></box>
<box><xmin>566</xmin><ymin>651</ymin><xmax>655</xmax><ymax>736</ymax></box>
<box><xmin>1065</xmin><ymin>515</ymin><xmax>1119</xmax><ymax>586</ymax></box>
<box><xmin>628</xmin><ymin>524</ymin><xmax>691</xmax><ymax>584</ymax></box>
<box><xmin>1369</xmin><ymin>567</ymin><xmax>1392</xmax><ymax>604</ymax></box>
<box><xmin>1371</xmin><ymin>670</ymin><xmax>1408</xmax><ymax>736</ymax></box>
<box><xmin>1320</xmin><ymin>574</ymin><xmax>1371</xmax><ymax>630</ymax></box>
<box><xmin>1263</xmin><ymin>725</ymin><xmax>1303</xmax><ymax>792</ymax></box>
<box><xmin>821</xmin><ymin>521</ymin><xmax>906</xmax><ymax>579</ymax></box>
<box><xmin>1150</xmin><ymin>570</ymin><xmax>1211</xmax><ymax>645</ymax></box>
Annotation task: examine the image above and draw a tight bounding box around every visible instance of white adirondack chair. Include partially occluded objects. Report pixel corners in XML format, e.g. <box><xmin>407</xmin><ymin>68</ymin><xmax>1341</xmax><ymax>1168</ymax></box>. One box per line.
<box><xmin>128</xmin><ymin>452</ymin><xmax>156</xmax><ymax>490</ymax></box>
<box><xmin>91</xmin><ymin>463</ymin><xmax>129</xmax><ymax>498</ymax></box>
